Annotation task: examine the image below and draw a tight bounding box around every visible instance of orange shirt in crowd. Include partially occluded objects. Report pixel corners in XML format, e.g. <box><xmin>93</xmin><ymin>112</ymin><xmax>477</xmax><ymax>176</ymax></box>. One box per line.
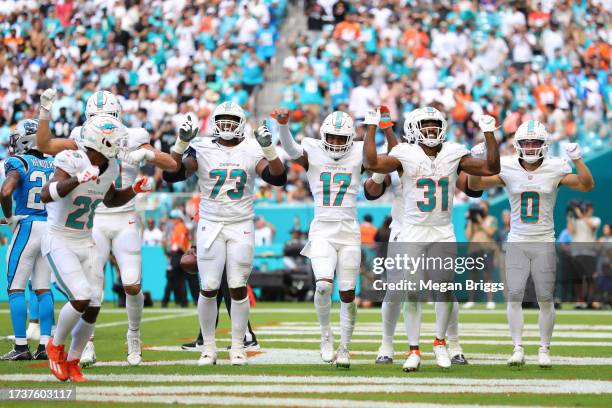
<box><xmin>533</xmin><ymin>83</ymin><xmax>558</xmax><ymax>112</ymax></box>
<box><xmin>170</xmin><ymin>221</ymin><xmax>190</xmax><ymax>253</ymax></box>
<box><xmin>401</xmin><ymin>28</ymin><xmax>429</xmax><ymax>58</ymax></box>
<box><xmin>333</xmin><ymin>21</ymin><xmax>360</xmax><ymax>41</ymax></box>
<box><xmin>360</xmin><ymin>223</ymin><xmax>377</xmax><ymax>245</ymax></box>
<box><xmin>186</xmin><ymin>194</ymin><xmax>200</xmax><ymax>223</ymax></box>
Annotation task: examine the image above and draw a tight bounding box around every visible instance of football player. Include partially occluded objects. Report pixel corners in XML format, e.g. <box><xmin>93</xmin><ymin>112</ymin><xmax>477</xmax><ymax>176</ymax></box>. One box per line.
<box><xmin>1</xmin><ymin>119</ymin><xmax>55</xmax><ymax>361</ymax></box>
<box><xmin>163</xmin><ymin>102</ymin><xmax>286</xmax><ymax>366</ymax></box>
<box><xmin>468</xmin><ymin>120</ymin><xmax>594</xmax><ymax>368</ymax></box>
<box><xmin>364</xmin><ymin>109</ymin><xmax>479</xmax><ymax>367</ymax></box>
<box><xmin>363</xmin><ymin>106</ymin><xmax>500</xmax><ymax>371</ymax></box>
<box><xmin>40</xmin><ymin>115</ymin><xmax>151</xmax><ymax>382</ymax></box>
<box><xmin>271</xmin><ymin>107</ymin><xmax>363</xmax><ymax>368</ymax></box>
<box><xmin>36</xmin><ymin>89</ymin><xmax>176</xmax><ymax>366</ymax></box>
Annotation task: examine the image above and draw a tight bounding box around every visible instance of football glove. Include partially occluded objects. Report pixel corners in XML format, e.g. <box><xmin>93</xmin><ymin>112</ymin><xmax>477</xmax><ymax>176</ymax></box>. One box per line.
<box><xmin>564</xmin><ymin>143</ymin><xmax>582</xmax><ymax>161</ymax></box>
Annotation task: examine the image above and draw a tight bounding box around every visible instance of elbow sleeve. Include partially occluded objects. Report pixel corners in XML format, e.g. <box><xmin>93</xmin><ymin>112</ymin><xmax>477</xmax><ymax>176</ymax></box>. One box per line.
<box><xmin>163</xmin><ymin>164</ymin><xmax>187</xmax><ymax>183</ymax></box>
<box><xmin>261</xmin><ymin>166</ymin><xmax>287</xmax><ymax>186</ymax></box>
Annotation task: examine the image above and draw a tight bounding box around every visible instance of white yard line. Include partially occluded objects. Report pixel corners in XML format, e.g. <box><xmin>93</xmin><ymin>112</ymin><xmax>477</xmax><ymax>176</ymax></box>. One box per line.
<box><xmin>95</xmin><ymin>311</ymin><xmax>196</xmax><ymax>329</ymax></box>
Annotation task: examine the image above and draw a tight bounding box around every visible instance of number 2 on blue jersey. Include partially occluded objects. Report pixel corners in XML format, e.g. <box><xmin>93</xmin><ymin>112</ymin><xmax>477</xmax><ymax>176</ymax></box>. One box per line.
<box><xmin>26</xmin><ymin>170</ymin><xmax>49</xmax><ymax>210</ymax></box>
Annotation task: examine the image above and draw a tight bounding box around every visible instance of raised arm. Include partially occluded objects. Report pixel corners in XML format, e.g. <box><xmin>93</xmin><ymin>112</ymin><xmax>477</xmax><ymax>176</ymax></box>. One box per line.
<box><xmin>559</xmin><ymin>143</ymin><xmax>595</xmax><ymax>192</ymax></box>
<box><xmin>125</xmin><ymin>143</ymin><xmax>178</xmax><ymax>172</ymax></box>
<box><xmin>36</xmin><ymin>88</ymin><xmax>78</xmax><ymax>155</ymax></box>
<box><xmin>103</xmin><ymin>177</ymin><xmax>153</xmax><ymax>208</ymax></box>
<box><xmin>364</xmin><ymin>173</ymin><xmax>391</xmax><ymax>200</ymax></box>
<box><xmin>270</xmin><ymin>107</ymin><xmax>309</xmax><ymax>169</ymax></box>
<box><xmin>459</xmin><ymin>115</ymin><xmax>500</xmax><ymax>176</ymax></box>
<box><xmin>254</xmin><ymin>122</ymin><xmax>287</xmax><ymax>186</ymax></box>
<box><xmin>168</xmin><ymin>114</ymin><xmax>200</xmax><ymax>173</ymax></box>
<box><xmin>40</xmin><ymin>167</ymin><xmax>91</xmax><ymax>204</ymax></box>
<box><xmin>362</xmin><ymin>109</ymin><xmax>402</xmax><ymax>173</ymax></box>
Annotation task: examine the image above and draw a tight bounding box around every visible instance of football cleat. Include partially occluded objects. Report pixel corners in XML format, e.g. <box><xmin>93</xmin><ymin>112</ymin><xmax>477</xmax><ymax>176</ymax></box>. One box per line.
<box><xmin>448</xmin><ymin>341</ymin><xmax>468</xmax><ymax>365</ymax></box>
<box><xmin>375</xmin><ymin>344</ymin><xmax>394</xmax><ymax>364</ymax></box>
<box><xmin>230</xmin><ymin>348</ymin><xmax>248</xmax><ymax>366</ymax></box>
<box><xmin>66</xmin><ymin>359</ymin><xmax>87</xmax><ymax>382</ymax></box>
<box><xmin>538</xmin><ymin>346</ymin><xmax>552</xmax><ymax>368</ymax></box>
<box><xmin>47</xmin><ymin>342</ymin><xmax>68</xmax><ymax>381</ymax></box>
<box><xmin>244</xmin><ymin>338</ymin><xmax>260</xmax><ymax>352</ymax></box>
<box><xmin>197</xmin><ymin>349</ymin><xmax>217</xmax><ymax>366</ymax></box>
<box><xmin>127</xmin><ymin>330</ymin><xmax>142</xmax><ymax>366</ymax></box>
<box><xmin>181</xmin><ymin>340</ymin><xmax>204</xmax><ymax>351</ymax></box>
<box><xmin>0</xmin><ymin>347</ymin><xmax>32</xmax><ymax>361</ymax></box>
<box><xmin>80</xmin><ymin>341</ymin><xmax>96</xmax><ymax>368</ymax></box>
<box><xmin>320</xmin><ymin>330</ymin><xmax>335</xmax><ymax>363</ymax></box>
<box><xmin>33</xmin><ymin>345</ymin><xmax>48</xmax><ymax>360</ymax></box>
<box><xmin>462</xmin><ymin>302</ymin><xmax>475</xmax><ymax>309</ymax></box>
<box><xmin>335</xmin><ymin>345</ymin><xmax>350</xmax><ymax>369</ymax></box>
<box><xmin>433</xmin><ymin>339</ymin><xmax>451</xmax><ymax>369</ymax></box>
<box><xmin>26</xmin><ymin>322</ymin><xmax>40</xmax><ymax>341</ymax></box>
<box><xmin>402</xmin><ymin>350</ymin><xmax>421</xmax><ymax>372</ymax></box>
<box><xmin>507</xmin><ymin>345</ymin><xmax>526</xmax><ymax>367</ymax></box>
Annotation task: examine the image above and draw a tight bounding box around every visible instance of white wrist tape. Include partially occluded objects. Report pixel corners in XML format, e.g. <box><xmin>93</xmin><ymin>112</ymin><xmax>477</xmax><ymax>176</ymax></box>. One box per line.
<box><xmin>49</xmin><ymin>182</ymin><xmax>61</xmax><ymax>202</ymax></box>
<box><xmin>261</xmin><ymin>144</ymin><xmax>278</xmax><ymax>161</ymax></box>
<box><xmin>39</xmin><ymin>108</ymin><xmax>51</xmax><ymax>121</ymax></box>
<box><xmin>371</xmin><ymin>173</ymin><xmax>385</xmax><ymax>184</ymax></box>
<box><xmin>172</xmin><ymin>139</ymin><xmax>190</xmax><ymax>155</ymax></box>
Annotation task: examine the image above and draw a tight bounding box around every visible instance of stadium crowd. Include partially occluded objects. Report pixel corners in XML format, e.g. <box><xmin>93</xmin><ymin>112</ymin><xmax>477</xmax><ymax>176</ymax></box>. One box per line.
<box><xmin>0</xmin><ymin>0</ymin><xmax>610</xmax><ymax>204</ymax></box>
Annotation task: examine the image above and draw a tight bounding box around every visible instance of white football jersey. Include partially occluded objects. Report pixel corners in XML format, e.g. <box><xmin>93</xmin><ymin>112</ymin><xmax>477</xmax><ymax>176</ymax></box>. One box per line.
<box><xmin>303</xmin><ymin>138</ymin><xmax>363</xmax><ymax>221</ymax></box>
<box><xmin>499</xmin><ymin>155</ymin><xmax>571</xmax><ymax>242</ymax></box>
<box><xmin>46</xmin><ymin>150</ymin><xmax>118</xmax><ymax>240</ymax></box>
<box><xmin>191</xmin><ymin>137</ymin><xmax>264</xmax><ymax>223</ymax></box>
<box><xmin>71</xmin><ymin>126</ymin><xmax>150</xmax><ymax>214</ymax></box>
<box><xmin>390</xmin><ymin>141</ymin><xmax>469</xmax><ymax>227</ymax></box>
<box><xmin>389</xmin><ymin>171</ymin><xmax>404</xmax><ymax>231</ymax></box>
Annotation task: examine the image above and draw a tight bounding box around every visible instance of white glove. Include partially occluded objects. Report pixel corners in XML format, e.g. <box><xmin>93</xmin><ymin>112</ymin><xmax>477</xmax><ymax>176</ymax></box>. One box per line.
<box><xmin>76</xmin><ymin>165</ymin><xmax>99</xmax><ymax>183</ymax></box>
<box><xmin>172</xmin><ymin>113</ymin><xmax>199</xmax><ymax>155</ymax></box>
<box><xmin>39</xmin><ymin>88</ymin><xmax>56</xmax><ymax>120</ymax></box>
<box><xmin>125</xmin><ymin>148</ymin><xmax>156</xmax><ymax>165</ymax></box>
<box><xmin>4</xmin><ymin>215</ymin><xmax>27</xmax><ymax>232</ymax></box>
<box><xmin>478</xmin><ymin>114</ymin><xmax>497</xmax><ymax>133</ymax></box>
<box><xmin>254</xmin><ymin>122</ymin><xmax>278</xmax><ymax>160</ymax></box>
<box><xmin>363</xmin><ymin>108</ymin><xmax>381</xmax><ymax>126</ymax></box>
<box><xmin>564</xmin><ymin>143</ymin><xmax>582</xmax><ymax>161</ymax></box>
<box><xmin>470</xmin><ymin>142</ymin><xmax>487</xmax><ymax>160</ymax></box>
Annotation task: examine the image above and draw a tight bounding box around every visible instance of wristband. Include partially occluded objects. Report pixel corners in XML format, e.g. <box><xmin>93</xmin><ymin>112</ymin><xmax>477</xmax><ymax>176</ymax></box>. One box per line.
<box><xmin>49</xmin><ymin>181</ymin><xmax>61</xmax><ymax>201</ymax></box>
<box><xmin>371</xmin><ymin>173</ymin><xmax>385</xmax><ymax>184</ymax></box>
<box><xmin>172</xmin><ymin>139</ymin><xmax>190</xmax><ymax>155</ymax></box>
<box><xmin>39</xmin><ymin>108</ymin><xmax>51</xmax><ymax>121</ymax></box>
<box><xmin>261</xmin><ymin>144</ymin><xmax>278</xmax><ymax>161</ymax></box>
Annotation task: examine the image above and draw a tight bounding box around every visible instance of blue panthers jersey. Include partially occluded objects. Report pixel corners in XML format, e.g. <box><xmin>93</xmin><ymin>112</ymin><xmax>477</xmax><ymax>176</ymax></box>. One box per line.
<box><xmin>4</xmin><ymin>154</ymin><xmax>54</xmax><ymax>220</ymax></box>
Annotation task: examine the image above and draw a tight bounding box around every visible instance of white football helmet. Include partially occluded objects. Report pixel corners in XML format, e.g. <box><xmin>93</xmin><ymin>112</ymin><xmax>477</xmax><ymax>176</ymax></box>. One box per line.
<box><xmin>319</xmin><ymin>111</ymin><xmax>355</xmax><ymax>159</ymax></box>
<box><xmin>402</xmin><ymin>109</ymin><xmax>418</xmax><ymax>143</ymax></box>
<box><xmin>410</xmin><ymin>106</ymin><xmax>448</xmax><ymax>147</ymax></box>
<box><xmin>212</xmin><ymin>101</ymin><xmax>246</xmax><ymax>140</ymax></box>
<box><xmin>86</xmin><ymin>90</ymin><xmax>122</xmax><ymax>119</ymax></box>
<box><xmin>513</xmin><ymin>120</ymin><xmax>549</xmax><ymax>163</ymax></box>
<box><xmin>10</xmin><ymin>119</ymin><xmax>39</xmax><ymax>154</ymax></box>
<box><xmin>80</xmin><ymin>115</ymin><xmax>126</xmax><ymax>159</ymax></box>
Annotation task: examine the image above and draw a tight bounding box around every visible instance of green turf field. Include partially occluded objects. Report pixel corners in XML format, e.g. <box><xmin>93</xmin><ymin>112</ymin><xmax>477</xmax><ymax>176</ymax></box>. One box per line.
<box><xmin>1</xmin><ymin>302</ymin><xmax>611</xmax><ymax>407</ymax></box>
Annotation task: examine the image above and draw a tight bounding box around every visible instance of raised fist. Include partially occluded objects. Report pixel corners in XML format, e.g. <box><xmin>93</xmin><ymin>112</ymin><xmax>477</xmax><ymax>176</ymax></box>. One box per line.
<box><xmin>270</xmin><ymin>108</ymin><xmax>290</xmax><ymax>124</ymax></box>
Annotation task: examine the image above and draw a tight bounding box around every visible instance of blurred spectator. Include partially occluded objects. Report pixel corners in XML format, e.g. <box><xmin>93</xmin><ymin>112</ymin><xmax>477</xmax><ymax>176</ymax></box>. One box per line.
<box><xmin>161</xmin><ymin>209</ymin><xmax>191</xmax><ymax>308</ymax></box>
<box><xmin>254</xmin><ymin>215</ymin><xmax>276</xmax><ymax>246</ymax></box>
<box><xmin>143</xmin><ymin>217</ymin><xmax>163</xmax><ymax>246</ymax></box>
<box><xmin>360</xmin><ymin>214</ymin><xmax>377</xmax><ymax>246</ymax></box>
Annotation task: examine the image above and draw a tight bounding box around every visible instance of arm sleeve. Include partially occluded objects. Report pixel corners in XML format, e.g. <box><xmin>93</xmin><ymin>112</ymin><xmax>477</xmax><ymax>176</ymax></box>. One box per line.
<box><xmin>261</xmin><ymin>165</ymin><xmax>287</xmax><ymax>186</ymax></box>
<box><xmin>162</xmin><ymin>147</ymin><xmax>196</xmax><ymax>183</ymax></box>
<box><xmin>278</xmin><ymin>124</ymin><xmax>304</xmax><ymax>160</ymax></box>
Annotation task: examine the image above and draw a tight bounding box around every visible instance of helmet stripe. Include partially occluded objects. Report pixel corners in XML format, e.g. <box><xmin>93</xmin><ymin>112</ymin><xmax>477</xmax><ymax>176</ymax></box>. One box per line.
<box><xmin>97</xmin><ymin>91</ymin><xmax>103</xmax><ymax>109</ymax></box>
<box><xmin>527</xmin><ymin>120</ymin><xmax>534</xmax><ymax>134</ymax></box>
<box><xmin>335</xmin><ymin>111</ymin><xmax>342</xmax><ymax>131</ymax></box>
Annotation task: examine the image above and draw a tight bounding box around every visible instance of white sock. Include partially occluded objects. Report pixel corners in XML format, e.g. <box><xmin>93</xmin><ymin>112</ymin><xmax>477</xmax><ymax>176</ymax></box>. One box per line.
<box><xmin>446</xmin><ymin>301</ymin><xmax>460</xmax><ymax>343</ymax></box>
<box><xmin>538</xmin><ymin>301</ymin><xmax>555</xmax><ymax>348</ymax></box>
<box><xmin>197</xmin><ymin>295</ymin><xmax>218</xmax><ymax>349</ymax></box>
<box><xmin>339</xmin><ymin>300</ymin><xmax>356</xmax><ymax>348</ymax></box>
<box><xmin>230</xmin><ymin>297</ymin><xmax>250</xmax><ymax>350</ymax></box>
<box><xmin>52</xmin><ymin>303</ymin><xmax>83</xmax><ymax>346</ymax></box>
<box><xmin>435</xmin><ymin>302</ymin><xmax>453</xmax><ymax>340</ymax></box>
<box><xmin>67</xmin><ymin>319</ymin><xmax>95</xmax><ymax>361</ymax></box>
<box><xmin>126</xmin><ymin>292</ymin><xmax>144</xmax><ymax>333</ymax></box>
<box><xmin>404</xmin><ymin>301</ymin><xmax>422</xmax><ymax>346</ymax></box>
<box><xmin>39</xmin><ymin>335</ymin><xmax>49</xmax><ymax>347</ymax></box>
<box><xmin>507</xmin><ymin>301</ymin><xmax>524</xmax><ymax>346</ymax></box>
<box><xmin>314</xmin><ymin>281</ymin><xmax>333</xmax><ymax>335</ymax></box>
<box><xmin>381</xmin><ymin>301</ymin><xmax>401</xmax><ymax>350</ymax></box>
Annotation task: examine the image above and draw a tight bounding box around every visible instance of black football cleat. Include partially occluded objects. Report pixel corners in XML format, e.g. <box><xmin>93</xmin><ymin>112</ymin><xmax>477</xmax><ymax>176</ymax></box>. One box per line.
<box><xmin>451</xmin><ymin>353</ymin><xmax>469</xmax><ymax>365</ymax></box>
<box><xmin>1</xmin><ymin>347</ymin><xmax>33</xmax><ymax>361</ymax></box>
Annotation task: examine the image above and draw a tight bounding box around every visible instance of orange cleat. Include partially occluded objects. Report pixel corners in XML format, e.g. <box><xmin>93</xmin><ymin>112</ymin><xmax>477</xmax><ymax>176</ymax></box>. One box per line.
<box><xmin>66</xmin><ymin>359</ymin><xmax>88</xmax><ymax>382</ymax></box>
<box><xmin>47</xmin><ymin>342</ymin><xmax>68</xmax><ymax>381</ymax></box>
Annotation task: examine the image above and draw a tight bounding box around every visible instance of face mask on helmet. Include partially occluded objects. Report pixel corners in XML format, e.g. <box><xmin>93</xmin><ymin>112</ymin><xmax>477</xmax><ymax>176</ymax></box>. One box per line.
<box><xmin>81</xmin><ymin>115</ymin><xmax>125</xmax><ymax>159</ymax></box>
<box><xmin>214</xmin><ymin>114</ymin><xmax>245</xmax><ymax>140</ymax></box>
<box><xmin>515</xmin><ymin>139</ymin><xmax>547</xmax><ymax>163</ymax></box>
<box><xmin>86</xmin><ymin>91</ymin><xmax>122</xmax><ymax>120</ymax></box>
<box><xmin>322</xmin><ymin>132</ymin><xmax>352</xmax><ymax>159</ymax></box>
<box><xmin>415</xmin><ymin>119</ymin><xmax>446</xmax><ymax>147</ymax></box>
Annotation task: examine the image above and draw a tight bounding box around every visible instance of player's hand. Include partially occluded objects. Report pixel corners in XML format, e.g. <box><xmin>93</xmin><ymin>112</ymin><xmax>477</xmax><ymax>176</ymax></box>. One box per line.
<box><xmin>363</xmin><ymin>108</ymin><xmax>380</xmax><ymax>126</ymax></box>
<box><xmin>478</xmin><ymin>114</ymin><xmax>497</xmax><ymax>133</ymax></box>
<box><xmin>126</xmin><ymin>148</ymin><xmax>156</xmax><ymax>165</ymax></box>
<box><xmin>76</xmin><ymin>165</ymin><xmax>99</xmax><ymax>183</ymax></box>
<box><xmin>178</xmin><ymin>113</ymin><xmax>200</xmax><ymax>143</ymax></box>
<box><xmin>133</xmin><ymin>177</ymin><xmax>154</xmax><ymax>193</ymax></box>
<box><xmin>39</xmin><ymin>88</ymin><xmax>56</xmax><ymax>120</ymax></box>
<box><xmin>254</xmin><ymin>122</ymin><xmax>273</xmax><ymax>148</ymax></box>
<box><xmin>563</xmin><ymin>143</ymin><xmax>582</xmax><ymax>161</ymax></box>
<box><xmin>470</xmin><ymin>142</ymin><xmax>487</xmax><ymax>160</ymax></box>
<box><xmin>4</xmin><ymin>215</ymin><xmax>27</xmax><ymax>231</ymax></box>
<box><xmin>270</xmin><ymin>108</ymin><xmax>290</xmax><ymax>124</ymax></box>
<box><xmin>378</xmin><ymin>105</ymin><xmax>394</xmax><ymax>129</ymax></box>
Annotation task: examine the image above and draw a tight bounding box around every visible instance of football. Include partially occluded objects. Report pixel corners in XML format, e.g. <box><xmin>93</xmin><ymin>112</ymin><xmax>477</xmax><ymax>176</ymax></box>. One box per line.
<box><xmin>179</xmin><ymin>249</ymin><xmax>198</xmax><ymax>274</ymax></box>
